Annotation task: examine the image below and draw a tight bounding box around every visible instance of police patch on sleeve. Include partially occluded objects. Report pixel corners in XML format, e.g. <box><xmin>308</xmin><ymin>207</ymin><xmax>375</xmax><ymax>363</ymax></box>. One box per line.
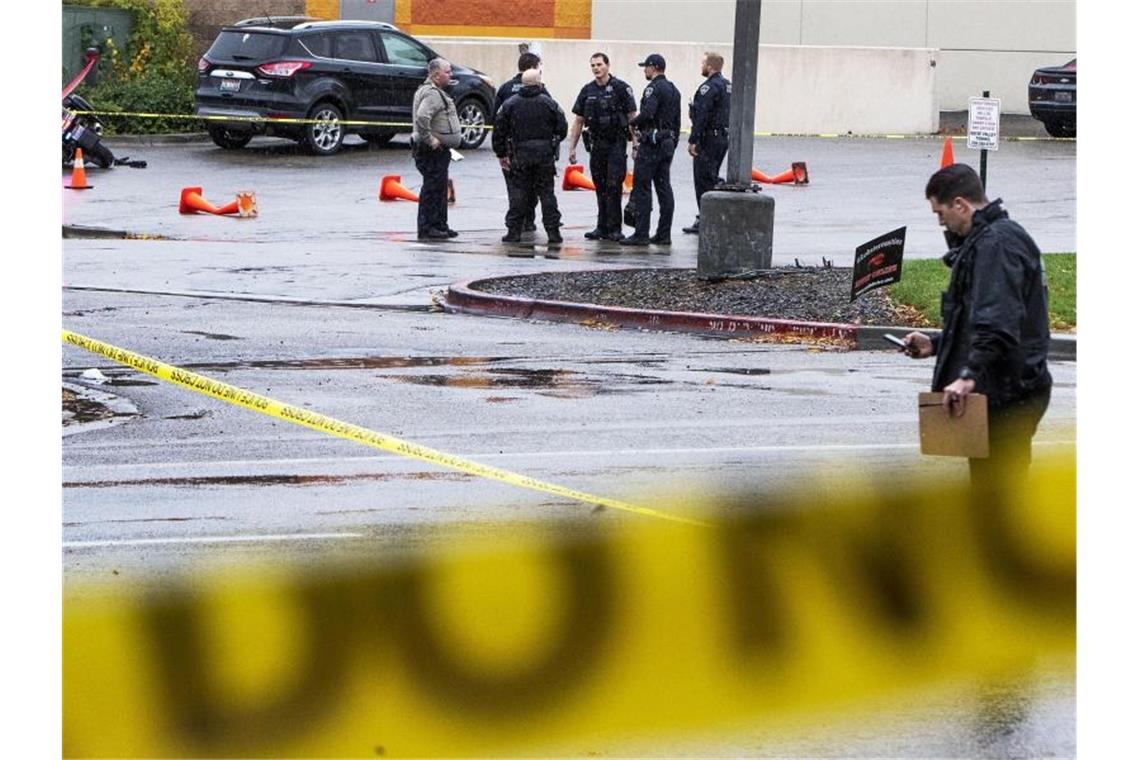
<box><xmin>644</xmin><ymin>86</ymin><xmax>654</xmax><ymax>97</ymax></box>
<box><xmin>626</xmin><ymin>87</ymin><xmax>634</xmax><ymax>98</ymax></box>
<box><xmin>699</xmin><ymin>84</ymin><xmax>710</xmax><ymax>95</ymax></box>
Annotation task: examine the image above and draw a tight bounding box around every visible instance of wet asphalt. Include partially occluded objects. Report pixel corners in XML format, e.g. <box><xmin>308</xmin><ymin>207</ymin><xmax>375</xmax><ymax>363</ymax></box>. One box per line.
<box><xmin>62</xmin><ymin>132</ymin><xmax>1076</xmax><ymax>757</ymax></box>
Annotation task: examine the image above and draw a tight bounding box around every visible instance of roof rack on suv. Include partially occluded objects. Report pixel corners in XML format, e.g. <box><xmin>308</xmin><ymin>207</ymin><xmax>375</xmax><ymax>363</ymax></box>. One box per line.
<box><xmin>292</xmin><ymin>20</ymin><xmax>398</xmax><ymax>31</ymax></box>
<box><xmin>233</xmin><ymin>16</ymin><xmax>318</xmax><ymax>29</ymax></box>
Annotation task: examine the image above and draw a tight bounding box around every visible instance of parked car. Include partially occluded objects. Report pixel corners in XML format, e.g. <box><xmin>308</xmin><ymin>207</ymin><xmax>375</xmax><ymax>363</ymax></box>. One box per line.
<box><xmin>1028</xmin><ymin>58</ymin><xmax>1076</xmax><ymax>138</ymax></box>
<box><xmin>194</xmin><ymin>19</ymin><xmax>496</xmax><ymax>154</ymax></box>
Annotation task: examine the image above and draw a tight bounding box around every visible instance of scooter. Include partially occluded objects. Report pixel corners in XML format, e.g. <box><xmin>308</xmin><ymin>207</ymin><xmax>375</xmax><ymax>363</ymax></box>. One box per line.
<box><xmin>62</xmin><ymin>47</ymin><xmax>144</xmax><ymax>170</ymax></box>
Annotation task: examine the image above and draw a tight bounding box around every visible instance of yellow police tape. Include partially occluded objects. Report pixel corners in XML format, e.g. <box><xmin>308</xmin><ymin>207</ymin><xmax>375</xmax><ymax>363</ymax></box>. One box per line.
<box><xmin>62</xmin><ymin>330</ymin><xmax>705</xmax><ymax>527</ymax></box>
<box><xmin>64</xmin><ymin>453</ymin><xmax>1075</xmax><ymax>756</ymax></box>
<box><xmin>66</xmin><ymin>109</ymin><xmax>1072</xmax><ymax>141</ymax></box>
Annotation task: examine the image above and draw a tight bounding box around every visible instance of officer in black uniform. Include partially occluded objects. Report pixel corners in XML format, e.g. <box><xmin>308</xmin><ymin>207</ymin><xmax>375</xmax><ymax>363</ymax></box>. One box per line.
<box><xmin>567</xmin><ymin>52</ymin><xmax>638</xmax><ymax>241</ymax></box>
<box><xmin>492</xmin><ymin>68</ymin><xmax>568</xmax><ymax>245</ymax></box>
<box><xmin>683</xmin><ymin>52</ymin><xmax>732</xmax><ymax>235</ymax></box>
<box><xmin>622</xmin><ymin>53</ymin><xmax>682</xmax><ymax>247</ymax></box>
<box><xmin>494</xmin><ymin>51</ymin><xmax>544</xmax><ymax>233</ymax></box>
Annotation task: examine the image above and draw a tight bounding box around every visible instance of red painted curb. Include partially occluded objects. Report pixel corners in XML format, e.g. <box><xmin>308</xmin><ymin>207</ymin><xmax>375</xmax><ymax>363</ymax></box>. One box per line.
<box><xmin>444</xmin><ymin>274</ymin><xmax>860</xmax><ymax>344</ymax></box>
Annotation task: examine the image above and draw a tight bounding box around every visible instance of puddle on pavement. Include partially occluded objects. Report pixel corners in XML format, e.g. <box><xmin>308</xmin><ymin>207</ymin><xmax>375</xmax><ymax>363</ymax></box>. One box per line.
<box><xmin>695</xmin><ymin>367</ymin><xmax>772</xmax><ymax>376</ymax></box>
<box><xmin>382</xmin><ymin>367</ymin><xmax>670</xmax><ymax>397</ymax></box>
<box><xmin>63</xmin><ymin>388</ymin><xmax>132</xmax><ymax>426</ymax></box>
<box><xmin>182</xmin><ymin>330</ymin><xmax>242</xmax><ymax>340</ymax></box>
<box><xmin>65</xmin><ymin>471</ymin><xmax>473</xmax><ymax>489</ymax></box>
<box><xmin>179</xmin><ymin>355</ymin><xmax>514</xmax><ymax>372</ymax></box>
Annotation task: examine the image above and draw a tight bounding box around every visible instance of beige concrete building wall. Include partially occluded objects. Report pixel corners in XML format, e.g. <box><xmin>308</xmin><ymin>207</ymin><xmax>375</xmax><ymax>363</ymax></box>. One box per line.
<box><xmin>589</xmin><ymin>0</ymin><xmax>1076</xmax><ymax>113</ymax></box>
<box><xmin>425</xmin><ymin>37</ymin><xmax>938</xmax><ymax>135</ymax></box>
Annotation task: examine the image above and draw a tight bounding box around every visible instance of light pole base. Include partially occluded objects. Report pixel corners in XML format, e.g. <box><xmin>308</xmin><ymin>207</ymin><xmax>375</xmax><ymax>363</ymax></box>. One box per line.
<box><xmin>697</xmin><ymin>190</ymin><xmax>775</xmax><ymax>279</ymax></box>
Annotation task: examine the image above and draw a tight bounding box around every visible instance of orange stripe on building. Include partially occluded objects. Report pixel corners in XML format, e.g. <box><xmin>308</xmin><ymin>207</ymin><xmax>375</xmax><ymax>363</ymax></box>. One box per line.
<box><xmin>414</xmin><ymin>0</ymin><xmax>555</xmax><ymax>26</ymax></box>
<box><xmin>305</xmin><ymin>0</ymin><xmax>339</xmax><ymax>21</ymax></box>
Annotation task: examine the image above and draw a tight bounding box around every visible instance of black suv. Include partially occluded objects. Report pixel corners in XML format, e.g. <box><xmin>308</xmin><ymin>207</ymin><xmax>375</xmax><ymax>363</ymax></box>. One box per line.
<box><xmin>194</xmin><ymin>19</ymin><xmax>496</xmax><ymax>154</ymax></box>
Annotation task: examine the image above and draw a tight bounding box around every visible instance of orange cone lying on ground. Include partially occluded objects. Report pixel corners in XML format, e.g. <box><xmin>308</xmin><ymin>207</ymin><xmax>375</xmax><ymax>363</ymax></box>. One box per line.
<box><xmin>751</xmin><ymin>167</ymin><xmax>775</xmax><ymax>183</ymax></box>
<box><xmin>940</xmin><ymin>136</ymin><xmax>955</xmax><ymax>168</ymax></box>
<box><xmin>179</xmin><ymin>186</ymin><xmax>237</xmax><ymax>215</ymax></box>
<box><xmin>236</xmin><ymin>191</ymin><xmax>258</xmax><ymax>218</ymax></box>
<box><xmin>792</xmin><ymin>161</ymin><xmax>810</xmax><ymax>185</ymax></box>
<box><xmin>65</xmin><ymin>148</ymin><xmax>93</xmax><ymax>190</ymax></box>
<box><xmin>562</xmin><ymin>164</ymin><xmax>596</xmax><ymax>191</ymax></box>
<box><xmin>379</xmin><ymin>174</ymin><xmax>419</xmax><ymax>202</ymax></box>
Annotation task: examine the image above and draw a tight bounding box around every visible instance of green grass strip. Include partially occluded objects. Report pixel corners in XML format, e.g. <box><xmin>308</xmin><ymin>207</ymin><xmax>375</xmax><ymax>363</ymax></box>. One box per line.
<box><xmin>888</xmin><ymin>253</ymin><xmax>1075</xmax><ymax>331</ymax></box>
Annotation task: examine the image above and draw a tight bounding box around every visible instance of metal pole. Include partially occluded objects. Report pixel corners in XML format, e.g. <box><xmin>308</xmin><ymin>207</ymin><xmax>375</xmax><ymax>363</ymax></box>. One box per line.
<box><xmin>980</xmin><ymin>89</ymin><xmax>989</xmax><ymax>190</ymax></box>
<box><xmin>726</xmin><ymin>0</ymin><xmax>762</xmax><ymax>188</ymax></box>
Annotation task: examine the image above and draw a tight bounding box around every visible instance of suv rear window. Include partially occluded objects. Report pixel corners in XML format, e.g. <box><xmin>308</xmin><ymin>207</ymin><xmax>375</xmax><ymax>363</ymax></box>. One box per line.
<box><xmin>206</xmin><ymin>30</ymin><xmax>288</xmax><ymax>61</ymax></box>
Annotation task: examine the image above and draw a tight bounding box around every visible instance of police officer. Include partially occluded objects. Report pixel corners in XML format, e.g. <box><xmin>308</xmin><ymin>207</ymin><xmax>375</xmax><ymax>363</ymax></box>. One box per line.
<box><xmin>567</xmin><ymin>53</ymin><xmax>638</xmax><ymax>242</ymax></box>
<box><xmin>622</xmin><ymin>53</ymin><xmax>682</xmax><ymax>247</ymax></box>
<box><xmin>492</xmin><ymin>68</ymin><xmax>568</xmax><ymax>245</ymax></box>
<box><xmin>683</xmin><ymin>52</ymin><xmax>731</xmax><ymax>235</ymax></box>
<box><xmin>494</xmin><ymin>51</ymin><xmax>544</xmax><ymax>233</ymax></box>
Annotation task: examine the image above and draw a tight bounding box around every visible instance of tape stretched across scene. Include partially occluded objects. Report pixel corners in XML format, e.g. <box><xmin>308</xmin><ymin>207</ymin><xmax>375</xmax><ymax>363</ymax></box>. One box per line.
<box><xmin>61</xmin><ymin>329</ymin><xmax>705</xmax><ymax>527</ymax></box>
<box><xmin>64</xmin><ymin>452</ymin><xmax>1076</xmax><ymax>756</ymax></box>
<box><xmin>60</xmin><ymin>110</ymin><xmax>1070</xmax><ymax>141</ymax></box>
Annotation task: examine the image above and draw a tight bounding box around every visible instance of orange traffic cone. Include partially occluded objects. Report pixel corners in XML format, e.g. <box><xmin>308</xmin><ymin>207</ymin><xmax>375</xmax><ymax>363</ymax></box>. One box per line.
<box><xmin>751</xmin><ymin>167</ymin><xmax>775</xmax><ymax>184</ymax></box>
<box><xmin>65</xmin><ymin>148</ymin><xmax>93</xmax><ymax>190</ymax></box>
<box><xmin>235</xmin><ymin>190</ymin><xmax>258</xmax><ymax>218</ymax></box>
<box><xmin>379</xmin><ymin>174</ymin><xmax>419</xmax><ymax>202</ymax></box>
<box><xmin>179</xmin><ymin>186</ymin><xmax>229</xmax><ymax>215</ymax></box>
<box><xmin>623</xmin><ymin>170</ymin><xmax>633</xmax><ymax>194</ymax></box>
<box><xmin>940</xmin><ymin>136</ymin><xmax>955</xmax><ymax>168</ymax></box>
<box><xmin>562</xmin><ymin>164</ymin><xmax>596</xmax><ymax>191</ymax></box>
<box><xmin>447</xmin><ymin>178</ymin><xmax>456</xmax><ymax>204</ymax></box>
<box><xmin>792</xmin><ymin>161</ymin><xmax>810</xmax><ymax>185</ymax></box>
<box><xmin>767</xmin><ymin>166</ymin><xmax>796</xmax><ymax>184</ymax></box>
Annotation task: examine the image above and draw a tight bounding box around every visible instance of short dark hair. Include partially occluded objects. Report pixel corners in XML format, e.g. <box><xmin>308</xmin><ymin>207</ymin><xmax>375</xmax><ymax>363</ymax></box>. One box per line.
<box><xmin>518</xmin><ymin>52</ymin><xmax>540</xmax><ymax>72</ymax></box>
<box><xmin>925</xmin><ymin>163</ymin><xmax>987</xmax><ymax>205</ymax></box>
<box><xmin>590</xmin><ymin>52</ymin><xmax>609</xmax><ymax>66</ymax></box>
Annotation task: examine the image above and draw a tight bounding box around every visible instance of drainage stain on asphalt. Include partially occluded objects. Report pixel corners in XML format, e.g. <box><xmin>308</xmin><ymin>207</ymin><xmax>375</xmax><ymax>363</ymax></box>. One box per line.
<box><xmin>65</xmin><ymin>472</ymin><xmax>473</xmax><ymax>489</ymax></box>
<box><xmin>382</xmin><ymin>367</ymin><xmax>671</xmax><ymax>397</ymax></box>
<box><xmin>182</xmin><ymin>330</ymin><xmax>242</xmax><ymax>340</ymax></box>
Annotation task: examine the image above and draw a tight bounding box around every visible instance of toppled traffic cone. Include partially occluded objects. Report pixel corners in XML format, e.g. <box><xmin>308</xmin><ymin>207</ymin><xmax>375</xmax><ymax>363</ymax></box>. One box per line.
<box><xmin>447</xmin><ymin>178</ymin><xmax>456</xmax><ymax>204</ymax></box>
<box><xmin>767</xmin><ymin>167</ymin><xmax>797</xmax><ymax>184</ymax></box>
<box><xmin>379</xmin><ymin>174</ymin><xmax>419</xmax><ymax>202</ymax></box>
<box><xmin>235</xmin><ymin>190</ymin><xmax>258</xmax><ymax>218</ymax></box>
<box><xmin>751</xmin><ymin>167</ymin><xmax>775</xmax><ymax>184</ymax></box>
<box><xmin>65</xmin><ymin>148</ymin><xmax>93</xmax><ymax>190</ymax></box>
<box><xmin>623</xmin><ymin>170</ymin><xmax>633</xmax><ymax>194</ymax></box>
<box><xmin>562</xmin><ymin>164</ymin><xmax>596</xmax><ymax>191</ymax></box>
<box><xmin>792</xmin><ymin>161</ymin><xmax>810</xmax><ymax>185</ymax></box>
<box><xmin>180</xmin><ymin>186</ymin><xmax>235</xmax><ymax>215</ymax></box>
<box><xmin>940</xmin><ymin>136</ymin><xmax>955</xmax><ymax>168</ymax></box>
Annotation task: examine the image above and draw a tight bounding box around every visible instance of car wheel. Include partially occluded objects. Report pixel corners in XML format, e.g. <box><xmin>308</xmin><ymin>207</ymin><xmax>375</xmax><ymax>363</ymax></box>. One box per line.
<box><xmin>1043</xmin><ymin>119</ymin><xmax>1076</xmax><ymax>139</ymax></box>
<box><xmin>208</xmin><ymin>125</ymin><xmax>253</xmax><ymax>150</ymax></box>
<box><xmin>456</xmin><ymin>98</ymin><xmax>489</xmax><ymax>149</ymax></box>
<box><xmin>303</xmin><ymin>102</ymin><xmax>345</xmax><ymax>155</ymax></box>
<box><xmin>86</xmin><ymin>140</ymin><xmax>117</xmax><ymax>168</ymax></box>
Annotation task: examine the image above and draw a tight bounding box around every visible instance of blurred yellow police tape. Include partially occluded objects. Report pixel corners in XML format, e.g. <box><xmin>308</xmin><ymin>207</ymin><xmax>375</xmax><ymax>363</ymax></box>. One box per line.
<box><xmin>64</xmin><ymin>453</ymin><xmax>1074</xmax><ymax>757</ymax></box>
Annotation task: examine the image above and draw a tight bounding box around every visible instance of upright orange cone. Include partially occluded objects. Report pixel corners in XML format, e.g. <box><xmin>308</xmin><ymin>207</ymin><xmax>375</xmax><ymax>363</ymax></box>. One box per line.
<box><xmin>623</xmin><ymin>170</ymin><xmax>633</xmax><ymax>194</ymax></box>
<box><xmin>65</xmin><ymin>148</ymin><xmax>93</xmax><ymax>190</ymax></box>
<box><xmin>179</xmin><ymin>186</ymin><xmax>226</xmax><ymax>214</ymax></box>
<box><xmin>561</xmin><ymin>164</ymin><xmax>596</xmax><ymax>191</ymax></box>
<box><xmin>379</xmin><ymin>174</ymin><xmax>419</xmax><ymax>202</ymax></box>
<box><xmin>940</xmin><ymin>137</ymin><xmax>955</xmax><ymax>168</ymax></box>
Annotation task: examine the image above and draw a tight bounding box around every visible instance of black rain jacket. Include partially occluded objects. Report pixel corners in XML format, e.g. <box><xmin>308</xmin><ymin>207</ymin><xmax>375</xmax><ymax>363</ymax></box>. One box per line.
<box><xmin>931</xmin><ymin>199</ymin><xmax>1052</xmax><ymax>407</ymax></box>
<box><xmin>492</xmin><ymin>85</ymin><xmax>568</xmax><ymax>168</ymax></box>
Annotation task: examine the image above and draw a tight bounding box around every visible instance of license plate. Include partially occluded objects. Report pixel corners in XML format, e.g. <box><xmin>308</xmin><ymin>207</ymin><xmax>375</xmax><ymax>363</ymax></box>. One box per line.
<box><xmin>1055</xmin><ymin>91</ymin><xmax>1072</xmax><ymax>102</ymax></box>
<box><xmin>220</xmin><ymin>79</ymin><xmax>241</xmax><ymax>92</ymax></box>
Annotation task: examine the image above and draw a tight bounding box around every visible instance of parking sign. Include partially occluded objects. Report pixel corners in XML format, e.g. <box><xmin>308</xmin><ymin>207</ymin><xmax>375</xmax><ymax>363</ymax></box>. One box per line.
<box><xmin>968</xmin><ymin>96</ymin><xmax>1001</xmax><ymax>150</ymax></box>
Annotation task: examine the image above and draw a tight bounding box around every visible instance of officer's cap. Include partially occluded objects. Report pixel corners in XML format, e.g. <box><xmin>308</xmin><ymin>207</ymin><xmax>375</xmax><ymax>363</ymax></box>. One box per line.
<box><xmin>638</xmin><ymin>53</ymin><xmax>666</xmax><ymax>70</ymax></box>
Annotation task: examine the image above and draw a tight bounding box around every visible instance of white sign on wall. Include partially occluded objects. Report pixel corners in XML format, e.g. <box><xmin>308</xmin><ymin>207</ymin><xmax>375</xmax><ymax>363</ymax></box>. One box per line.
<box><xmin>967</xmin><ymin>96</ymin><xmax>1001</xmax><ymax>151</ymax></box>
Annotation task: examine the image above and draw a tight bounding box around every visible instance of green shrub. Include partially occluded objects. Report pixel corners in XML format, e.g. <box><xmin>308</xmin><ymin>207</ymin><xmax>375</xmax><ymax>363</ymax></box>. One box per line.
<box><xmin>70</xmin><ymin>0</ymin><xmax>198</xmax><ymax>134</ymax></box>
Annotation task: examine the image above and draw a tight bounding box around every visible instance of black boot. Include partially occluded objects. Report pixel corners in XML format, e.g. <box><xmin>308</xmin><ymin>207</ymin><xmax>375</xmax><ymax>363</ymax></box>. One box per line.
<box><xmin>501</xmin><ymin>230</ymin><xmax>521</xmax><ymax>243</ymax></box>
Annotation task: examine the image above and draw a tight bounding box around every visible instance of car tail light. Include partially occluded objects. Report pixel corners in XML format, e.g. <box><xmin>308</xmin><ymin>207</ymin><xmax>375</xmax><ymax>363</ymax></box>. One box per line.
<box><xmin>197</xmin><ymin>57</ymin><xmax>209</xmax><ymax>72</ymax></box>
<box><xmin>256</xmin><ymin>61</ymin><xmax>312</xmax><ymax>77</ymax></box>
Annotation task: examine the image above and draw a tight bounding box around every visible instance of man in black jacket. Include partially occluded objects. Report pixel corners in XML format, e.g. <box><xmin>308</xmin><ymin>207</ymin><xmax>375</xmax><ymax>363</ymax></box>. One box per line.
<box><xmin>683</xmin><ymin>52</ymin><xmax>731</xmax><ymax>235</ymax></box>
<box><xmin>494</xmin><ymin>51</ymin><xmax>544</xmax><ymax>233</ymax></box>
<box><xmin>492</xmin><ymin>68</ymin><xmax>568</xmax><ymax>245</ymax></box>
<box><xmin>622</xmin><ymin>53</ymin><xmax>682</xmax><ymax>247</ymax></box>
<box><xmin>903</xmin><ymin>164</ymin><xmax>1052</xmax><ymax>492</ymax></box>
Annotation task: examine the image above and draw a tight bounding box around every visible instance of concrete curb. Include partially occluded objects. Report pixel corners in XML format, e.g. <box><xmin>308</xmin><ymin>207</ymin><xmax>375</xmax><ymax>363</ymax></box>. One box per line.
<box><xmin>103</xmin><ymin>132</ymin><xmax>209</xmax><ymax>146</ymax></box>
<box><xmin>444</xmin><ymin>272</ymin><xmax>1076</xmax><ymax>361</ymax></box>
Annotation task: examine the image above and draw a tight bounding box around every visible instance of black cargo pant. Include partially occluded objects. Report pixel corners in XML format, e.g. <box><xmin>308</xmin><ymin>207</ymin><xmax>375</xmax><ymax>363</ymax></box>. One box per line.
<box><xmin>693</xmin><ymin>134</ymin><xmax>728</xmax><ymax>204</ymax></box>
<box><xmin>506</xmin><ymin>162</ymin><xmax>561</xmax><ymax>233</ymax></box>
<box><xmin>414</xmin><ymin>143</ymin><xmax>450</xmax><ymax>235</ymax></box>
<box><xmin>502</xmin><ymin>168</ymin><xmax>536</xmax><ymax>229</ymax></box>
<box><xmin>588</xmin><ymin>137</ymin><xmax>628</xmax><ymax>235</ymax></box>
<box><xmin>631</xmin><ymin>137</ymin><xmax>676</xmax><ymax>239</ymax></box>
<box><xmin>969</xmin><ymin>386</ymin><xmax>1052</xmax><ymax>506</ymax></box>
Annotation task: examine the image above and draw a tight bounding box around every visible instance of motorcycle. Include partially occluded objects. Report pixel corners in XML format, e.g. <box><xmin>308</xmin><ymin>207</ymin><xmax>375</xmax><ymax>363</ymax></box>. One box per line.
<box><xmin>63</xmin><ymin>90</ymin><xmax>116</xmax><ymax>169</ymax></box>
